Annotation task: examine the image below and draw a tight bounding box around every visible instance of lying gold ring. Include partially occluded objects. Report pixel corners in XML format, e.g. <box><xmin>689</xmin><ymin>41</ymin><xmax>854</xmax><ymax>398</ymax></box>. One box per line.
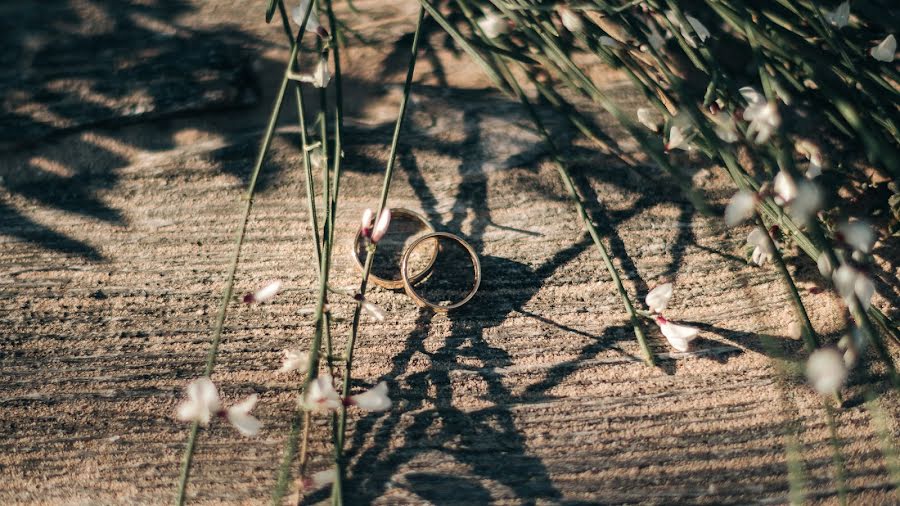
<box><xmin>352</xmin><ymin>207</ymin><xmax>437</xmax><ymax>290</ymax></box>
<box><xmin>400</xmin><ymin>232</ymin><xmax>481</xmax><ymax>313</ymax></box>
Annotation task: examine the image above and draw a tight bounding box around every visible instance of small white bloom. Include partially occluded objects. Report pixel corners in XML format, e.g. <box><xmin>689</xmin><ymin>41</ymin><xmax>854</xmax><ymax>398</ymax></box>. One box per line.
<box><xmin>349</xmin><ymin>381</ymin><xmax>392</xmax><ymax>412</ymax></box>
<box><xmin>838</xmin><ymin>221</ymin><xmax>875</xmax><ymax>253</ymax></box>
<box><xmin>226</xmin><ymin>394</ymin><xmax>263</xmax><ymax>436</ymax></box>
<box><xmin>711</xmin><ymin>111</ymin><xmax>738</xmax><ymax>143</ymax></box>
<box><xmin>301</xmin><ymin>468</ymin><xmax>337</xmax><ymax>491</ymax></box>
<box><xmin>796</xmin><ymin>140</ymin><xmax>824</xmax><ymax>178</ymax></box>
<box><xmin>656</xmin><ymin>317</ymin><xmax>699</xmax><ymax>352</ymax></box>
<box><xmin>371</xmin><ymin>209</ymin><xmax>392</xmax><ymax>243</ymax></box>
<box><xmin>244</xmin><ymin>280</ymin><xmax>282</xmax><ymax>304</ymax></box>
<box><xmin>806</xmin><ymin>348</ymin><xmax>848</xmax><ymax>395</ymax></box>
<box><xmin>645</xmin><ymin>283</ymin><xmax>674</xmax><ymax>313</ymax></box>
<box><xmin>291</xmin><ymin>0</ymin><xmax>321</xmax><ymax>34</ymax></box>
<box><xmin>747</xmin><ymin>227</ymin><xmax>774</xmax><ymax>266</ymax></box>
<box><xmin>665</xmin><ymin>11</ymin><xmax>708</xmax><ymax>47</ymax></box>
<box><xmin>361</xmin><ymin>300</ymin><xmax>386</xmax><ymax>322</ymax></box>
<box><xmin>870</xmin><ymin>34</ymin><xmax>896</xmax><ymax>62</ymax></box>
<box><xmin>297</xmin><ymin>55</ymin><xmax>331</xmax><ymax>88</ymax></box>
<box><xmin>787</xmin><ymin>321</ymin><xmax>803</xmax><ymax>340</ymax></box>
<box><xmin>744</xmin><ymin>101</ymin><xmax>780</xmax><ymax>144</ymax></box>
<box><xmin>301</xmin><ymin>375</ymin><xmax>342</xmax><ymax>412</ymax></box>
<box><xmin>477</xmin><ymin>12</ymin><xmax>508</xmax><ymax>39</ymax></box>
<box><xmin>838</xmin><ymin>330</ymin><xmax>867</xmax><ymax>368</ymax></box>
<box><xmin>824</xmin><ymin>2</ymin><xmax>850</xmax><ymax>28</ymax></box>
<box><xmin>724</xmin><ymin>190</ymin><xmax>756</xmax><ymax>227</ymax></box>
<box><xmin>773</xmin><ymin>171</ymin><xmax>797</xmax><ymax>205</ymax></box>
<box><xmin>177</xmin><ymin>377</ymin><xmax>221</xmax><ymax>426</ymax></box>
<box><xmin>559</xmin><ymin>8</ymin><xmax>584</xmax><ymax>34</ymax></box>
<box><xmin>685</xmin><ymin>15</ymin><xmax>710</xmax><ymax>42</ymax></box>
<box><xmin>817</xmin><ymin>252</ymin><xmax>833</xmax><ymax>277</ymax></box>
<box><xmin>666</xmin><ymin>125</ymin><xmax>688</xmax><ymax>151</ymax></box>
<box><xmin>833</xmin><ymin>264</ymin><xmax>875</xmax><ymax>309</ymax></box>
<box><xmin>599</xmin><ymin>36</ymin><xmax>621</xmax><ymax>48</ymax></box>
<box><xmin>636</xmin><ymin>107</ymin><xmax>659</xmax><ymax>132</ymax></box>
<box><xmin>360</xmin><ymin>208</ymin><xmax>374</xmax><ymax>232</ymax></box>
<box><xmin>279</xmin><ymin>349</ymin><xmax>310</xmax><ymax>374</ymax></box>
<box><xmin>739</xmin><ymin>86</ymin><xmax>765</xmax><ymax>106</ymax></box>
<box><xmin>788</xmin><ymin>181</ymin><xmax>822</xmax><ymax>225</ymax></box>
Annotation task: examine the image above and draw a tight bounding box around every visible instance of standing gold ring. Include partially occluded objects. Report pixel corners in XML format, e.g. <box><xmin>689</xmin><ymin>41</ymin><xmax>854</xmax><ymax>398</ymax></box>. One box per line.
<box><xmin>400</xmin><ymin>232</ymin><xmax>481</xmax><ymax>313</ymax></box>
<box><xmin>352</xmin><ymin>207</ymin><xmax>437</xmax><ymax>290</ymax></box>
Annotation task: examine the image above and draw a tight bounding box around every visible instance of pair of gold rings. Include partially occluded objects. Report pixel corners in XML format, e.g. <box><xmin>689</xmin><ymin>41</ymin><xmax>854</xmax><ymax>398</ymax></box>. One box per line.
<box><xmin>352</xmin><ymin>208</ymin><xmax>481</xmax><ymax>313</ymax></box>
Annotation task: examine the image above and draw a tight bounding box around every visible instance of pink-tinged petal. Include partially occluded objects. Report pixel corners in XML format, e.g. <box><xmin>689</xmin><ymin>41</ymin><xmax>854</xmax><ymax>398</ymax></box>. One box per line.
<box><xmin>724</xmin><ymin>190</ymin><xmax>756</xmax><ymax>227</ymax></box>
<box><xmin>244</xmin><ymin>280</ymin><xmax>282</xmax><ymax>304</ymax></box>
<box><xmin>350</xmin><ymin>382</ymin><xmax>392</xmax><ymax>412</ymax></box>
<box><xmin>645</xmin><ymin>283</ymin><xmax>674</xmax><ymax>314</ymax></box>
<box><xmin>370</xmin><ymin>209</ymin><xmax>392</xmax><ymax>243</ymax></box>
<box><xmin>226</xmin><ymin>394</ymin><xmax>262</xmax><ymax>436</ymax></box>
<box><xmin>773</xmin><ymin>171</ymin><xmax>797</xmax><ymax>205</ymax></box>
<box><xmin>665</xmin><ymin>125</ymin><xmax>686</xmax><ymax>151</ymax></box>
<box><xmin>301</xmin><ymin>375</ymin><xmax>342</xmax><ymax>412</ymax></box>
<box><xmin>636</xmin><ymin>108</ymin><xmax>659</xmax><ymax>132</ymax></box>
<box><xmin>360</xmin><ymin>208</ymin><xmax>374</xmax><ymax>231</ymax></box>
<box><xmin>657</xmin><ymin>318</ymin><xmax>699</xmax><ymax>352</ymax></box>
<box><xmin>301</xmin><ymin>468</ymin><xmax>337</xmax><ymax>491</ymax></box>
<box><xmin>806</xmin><ymin>348</ymin><xmax>848</xmax><ymax>395</ymax></box>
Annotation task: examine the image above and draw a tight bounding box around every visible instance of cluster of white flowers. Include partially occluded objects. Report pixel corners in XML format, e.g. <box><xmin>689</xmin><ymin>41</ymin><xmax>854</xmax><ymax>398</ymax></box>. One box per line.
<box><xmin>177</xmin><ymin>377</ymin><xmax>262</xmax><ymax>436</ymax></box>
<box><xmin>645</xmin><ymin>283</ymin><xmax>700</xmax><ymax>352</ymax></box>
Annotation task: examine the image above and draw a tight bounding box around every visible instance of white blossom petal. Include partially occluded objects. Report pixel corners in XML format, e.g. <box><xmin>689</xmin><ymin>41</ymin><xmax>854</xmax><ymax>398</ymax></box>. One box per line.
<box><xmin>291</xmin><ymin>0</ymin><xmax>321</xmax><ymax>34</ymax></box>
<box><xmin>301</xmin><ymin>468</ymin><xmax>337</xmax><ymax>491</ymax></box>
<box><xmin>817</xmin><ymin>252</ymin><xmax>833</xmax><ymax>277</ymax></box>
<box><xmin>666</xmin><ymin>125</ymin><xmax>687</xmax><ymax>151</ymax></box>
<box><xmin>657</xmin><ymin>319</ymin><xmax>699</xmax><ymax>352</ymax></box>
<box><xmin>645</xmin><ymin>283</ymin><xmax>674</xmax><ymax>313</ymax></box>
<box><xmin>361</xmin><ymin>300</ymin><xmax>386</xmax><ymax>322</ymax></box>
<box><xmin>636</xmin><ymin>107</ymin><xmax>659</xmax><ymax>132</ymax></box>
<box><xmin>832</xmin><ymin>264</ymin><xmax>858</xmax><ymax>300</ymax></box>
<box><xmin>788</xmin><ymin>181</ymin><xmax>822</xmax><ymax>225</ymax></box>
<box><xmin>559</xmin><ymin>8</ymin><xmax>584</xmax><ymax>34</ymax></box>
<box><xmin>806</xmin><ymin>348</ymin><xmax>848</xmax><ymax>395</ymax></box>
<box><xmin>279</xmin><ymin>349</ymin><xmax>310</xmax><ymax>374</ymax></box>
<box><xmin>311</xmin><ymin>55</ymin><xmax>331</xmax><ymax>88</ymax></box>
<box><xmin>245</xmin><ymin>280</ymin><xmax>282</xmax><ymax>304</ymax></box>
<box><xmin>350</xmin><ymin>381</ymin><xmax>392</xmax><ymax>412</ymax></box>
<box><xmin>739</xmin><ymin>86</ymin><xmax>765</xmax><ymax>106</ymax></box>
<box><xmin>711</xmin><ymin>112</ymin><xmax>738</xmax><ymax>143</ymax></box>
<box><xmin>177</xmin><ymin>377</ymin><xmax>221</xmax><ymax>426</ymax></box>
<box><xmin>773</xmin><ymin>171</ymin><xmax>797</xmax><ymax>205</ymax></box>
<box><xmin>301</xmin><ymin>375</ymin><xmax>342</xmax><ymax>412</ymax></box>
<box><xmin>724</xmin><ymin>190</ymin><xmax>756</xmax><ymax>227</ymax></box>
<box><xmin>824</xmin><ymin>2</ymin><xmax>850</xmax><ymax>28</ymax></box>
<box><xmin>685</xmin><ymin>15</ymin><xmax>710</xmax><ymax>42</ymax></box>
<box><xmin>227</xmin><ymin>394</ymin><xmax>262</xmax><ymax>436</ymax></box>
<box><xmin>871</xmin><ymin>34</ymin><xmax>896</xmax><ymax>63</ymax></box>
<box><xmin>478</xmin><ymin>13</ymin><xmax>508</xmax><ymax>39</ymax></box>
<box><xmin>854</xmin><ymin>273</ymin><xmax>875</xmax><ymax>309</ymax></box>
<box><xmin>839</xmin><ymin>221</ymin><xmax>875</xmax><ymax>253</ymax></box>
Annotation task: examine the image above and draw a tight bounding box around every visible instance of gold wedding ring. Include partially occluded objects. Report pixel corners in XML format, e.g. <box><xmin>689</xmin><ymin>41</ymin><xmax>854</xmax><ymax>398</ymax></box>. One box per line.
<box><xmin>352</xmin><ymin>207</ymin><xmax>437</xmax><ymax>290</ymax></box>
<box><xmin>400</xmin><ymin>232</ymin><xmax>481</xmax><ymax>313</ymax></box>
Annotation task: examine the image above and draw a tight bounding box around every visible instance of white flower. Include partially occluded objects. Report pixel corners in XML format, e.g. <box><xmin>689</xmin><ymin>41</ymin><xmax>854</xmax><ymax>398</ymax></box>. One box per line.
<box><xmin>349</xmin><ymin>382</ymin><xmax>392</xmax><ymax>412</ymax></box>
<box><xmin>656</xmin><ymin>317</ymin><xmax>699</xmax><ymax>352</ymax></box>
<box><xmin>371</xmin><ymin>209</ymin><xmax>392</xmax><ymax>243</ymax></box>
<box><xmin>711</xmin><ymin>111</ymin><xmax>738</xmax><ymax>143</ymax></box>
<box><xmin>796</xmin><ymin>140</ymin><xmax>824</xmax><ymax>178</ymax></box>
<box><xmin>279</xmin><ymin>349</ymin><xmax>310</xmax><ymax>374</ymax></box>
<box><xmin>177</xmin><ymin>377</ymin><xmax>221</xmax><ymax>426</ymax></box>
<box><xmin>685</xmin><ymin>15</ymin><xmax>710</xmax><ymax>42</ymax></box>
<box><xmin>243</xmin><ymin>280</ymin><xmax>282</xmax><ymax>304</ymax></box>
<box><xmin>636</xmin><ymin>107</ymin><xmax>659</xmax><ymax>132</ymax></box>
<box><xmin>824</xmin><ymin>2</ymin><xmax>850</xmax><ymax>28</ymax></box>
<box><xmin>645</xmin><ymin>283</ymin><xmax>673</xmax><ymax>313</ymax></box>
<box><xmin>788</xmin><ymin>181</ymin><xmax>822</xmax><ymax>225</ymax></box>
<box><xmin>665</xmin><ymin>11</ymin><xmax>709</xmax><ymax>47</ymax></box>
<box><xmin>773</xmin><ymin>171</ymin><xmax>797</xmax><ymax>205</ymax></box>
<box><xmin>747</xmin><ymin>227</ymin><xmax>773</xmax><ymax>266</ymax></box>
<box><xmin>361</xmin><ymin>299</ymin><xmax>386</xmax><ymax>322</ymax></box>
<box><xmin>806</xmin><ymin>348</ymin><xmax>848</xmax><ymax>395</ymax></box>
<box><xmin>599</xmin><ymin>36</ymin><xmax>620</xmax><ymax>48</ymax></box>
<box><xmin>477</xmin><ymin>12</ymin><xmax>508</xmax><ymax>39</ymax></box>
<box><xmin>744</xmin><ymin>101</ymin><xmax>780</xmax><ymax>144</ymax></box>
<box><xmin>291</xmin><ymin>0</ymin><xmax>321</xmax><ymax>34</ymax></box>
<box><xmin>740</xmin><ymin>86</ymin><xmax>765</xmax><ymax>106</ymax></box>
<box><xmin>838</xmin><ymin>330</ymin><xmax>867</xmax><ymax>368</ymax></box>
<box><xmin>226</xmin><ymin>394</ymin><xmax>263</xmax><ymax>436</ymax></box>
<box><xmin>360</xmin><ymin>208</ymin><xmax>374</xmax><ymax>232</ymax></box>
<box><xmin>724</xmin><ymin>190</ymin><xmax>756</xmax><ymax>227</ymax></box>
<box><xmin>870</xmin><ymin>34</ymin><xmax>896</xmax><ymax>62</ymax></box>
<box><xmin>298</xmin><ymin>55</ymin><xmax>331</xmax><ymax>88</ymax></box>
<box><xmin>817</xmin><ymin>252</ymin><xmax>833</xmax><ymax>277</ymax></box>
<box><xmin>301</xmin><ymin>375</ymin><xmax>342</xmax><ymax>411</ymax></box>
<box><xmin>301</xmin><ymin>468</ymin><xmax>337</xmax><ymax>491</ymax></box>
<box><xmin>559</xmin><ymin>8</ymin><xmax>584</xmax><ymax>34</ymax></box>
<box><xmin>838</xmin><ymin>221</ymin><xmax>875</xmax><ymax>253</ymax></box>
<box><xmin>665</xmin><ymin>125</ymin><xmax>688</xmax><ymax>151</ymax></box>
<box><xmin>833</xmin><ymin>264</ymin><xmax>875</xmax><ymax>309</ymax></box>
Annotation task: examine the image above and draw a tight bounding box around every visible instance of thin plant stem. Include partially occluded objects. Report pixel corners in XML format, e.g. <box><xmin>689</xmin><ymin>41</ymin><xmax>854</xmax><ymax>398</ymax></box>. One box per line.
<box><xmin>175</xmin><ymin>25</ymin><xmax>303</xmax><ymax>506</ymax></box>
<box><xmin>331</xmin><ymin>8</ymin><xmax>426</xmax><ymax>505</ymax></box>
<box><xmin>823</xmin><ymin>400</ymin><xmax>848</xmax><ymax>506</ymax></box>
